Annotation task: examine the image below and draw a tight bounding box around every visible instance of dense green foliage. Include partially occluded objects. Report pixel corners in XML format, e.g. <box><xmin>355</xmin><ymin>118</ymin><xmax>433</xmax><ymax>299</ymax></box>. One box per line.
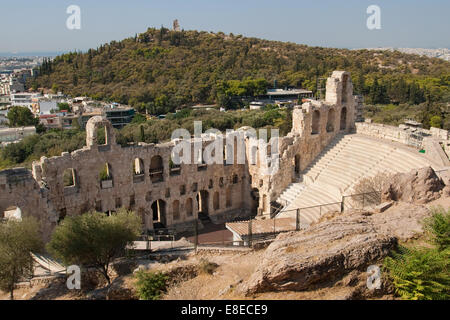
<box><xmin>31</xmin><ymin>28</ymin><xmax>450</xmax><ymax>113</ymax></box>
<box><xmin>423</xmin><ymin>207</ymin><xmax>450</xmax><ymax>251</ymax></box>
<box><xmin>135</xmin><ymin>270</ymin><xmax>169</xmax><ymax>300</ymax></box>
<box><xmin>384</xmin><ymin>207</ymin><xmax>450</xmax><ymax>300</ymax></box>
<box><xmin>0</xmin><ymin>217</ymin><xmax>43</xmax><ymax>299</ymax></box>
<box><xmin>364</xmin><ymin>102</ymin><xmax>450</xmax><ymax>130</ymax></box>
<box><xmin>7</xmin><ymin>106</ymin><xmax>38</xmax><ymax>127</ymax></box>
<box><xmin>47</xmin><ymin>209</ymin><xmax>142</xmax><ymax>284</ymax></box>
<box><xmin>116</xmin><ymin>107</ymin><xmax>292</xmax><ymax>146</ymax></box>
<box><xmin>384</xmin><ymin>247</ymin><xmax>449</xmax><ymax>300</ymax></box>
<box><xmin>0</xmin><ymin>129</ymin><xmax>86</xmax><ymax>169</ymax></box>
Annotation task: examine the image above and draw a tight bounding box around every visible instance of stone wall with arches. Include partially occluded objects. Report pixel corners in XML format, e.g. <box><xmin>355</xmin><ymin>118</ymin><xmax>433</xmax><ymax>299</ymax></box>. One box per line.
<box><xmin>0</xmin><ymin>70</ymin><xmax>359</xmax><ymax>239</ymax></box>
<box><xmin>247</xmin><ymin>71</ymin><xmax>357</xmax><ymax>215</ymax></box>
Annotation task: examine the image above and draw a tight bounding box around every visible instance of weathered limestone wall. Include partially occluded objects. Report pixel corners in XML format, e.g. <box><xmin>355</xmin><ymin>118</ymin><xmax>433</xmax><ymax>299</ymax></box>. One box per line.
<box><xmin>355</xmin><ymin>121</ymin><xmax>450</xmax><ymax>166</ymax></box>
<box><xmin>249</xmin><ymin>71</ymin><xmax>357</xmax><ymax>215</ymax></box>
<box><xmin>0</xmin><ymin>70</ymin><xmax>361</xmax><ymax>237</ymax></box>
<box><xmin>355</xmin><ymin>121</ymin><xmax>422</xmax><ymax>145</ymax></box>
<box><xmin>0</xmin><ymin>168</ymin><xmax>51</xmax><ymax>239</ymax></box>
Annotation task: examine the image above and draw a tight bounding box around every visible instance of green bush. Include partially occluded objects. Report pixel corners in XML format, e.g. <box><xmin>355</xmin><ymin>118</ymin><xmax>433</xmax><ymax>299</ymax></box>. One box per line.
<box><xmin>423</xmin><ymin>206</ymin><xmax>450</xmax><ymax>251</ymax></box>
<box><xmin>384</xmin><ymin>246</ymin><xmax>449</xmax><ymax>300</ymax></box>
<box><xmin>135</xmin><ymin>271</ymin><xmax>169</xmax><ymax>300</ymax></box>
<box><xmin>383</xmin><ymin>207</ymin><xmax>450</xmax><ymax>300</ymax></box>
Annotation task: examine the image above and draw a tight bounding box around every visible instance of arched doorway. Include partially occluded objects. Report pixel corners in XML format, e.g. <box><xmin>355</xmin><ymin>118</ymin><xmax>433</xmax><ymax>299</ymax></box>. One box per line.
<box><xmin>196</xmin><ymin>190</ymin><xmax>209</xmax><ymax>215</ymax></box>
<box><xmin>340</xmin><ymin>107</ymin><xmax>347</xmax><ymax>130</ymax></box>
<box><xmin>151</xmin><ymin>199</ymin><xmax>166</xmax><ymax>228</ymax></box>
<box><xmin>250</xmin><ymin>188</ymin><xmax>260</xmax><ymax>216</ymax></box>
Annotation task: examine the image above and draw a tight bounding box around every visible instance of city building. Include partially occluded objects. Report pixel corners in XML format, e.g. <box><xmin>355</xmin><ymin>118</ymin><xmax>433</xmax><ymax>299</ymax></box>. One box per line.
<box><xmin>39</xmin><ymin>113</ymin><xmax>78</xmax><ymax>130</ymax></box>
<box><xmin>104</xmin><ymin>104</ymin><xmax>135</xmax><ymax>129</ymax></box>
<box><xmin>11</xmin><ymin>92</ymin><xmax>41</xmax><ymax>108</ymax></box>
<box><xmin>250</xmin><ymin>88</ymin><xmax>314</xmax><ymax>109</ymax></box>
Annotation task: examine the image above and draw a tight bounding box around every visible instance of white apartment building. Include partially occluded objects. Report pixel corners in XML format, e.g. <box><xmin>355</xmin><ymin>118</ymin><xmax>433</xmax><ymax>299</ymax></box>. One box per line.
<box><xmin>10</xmin><ymin>92</ymin><xmax>41</xmax><ymax>108</ymax></box>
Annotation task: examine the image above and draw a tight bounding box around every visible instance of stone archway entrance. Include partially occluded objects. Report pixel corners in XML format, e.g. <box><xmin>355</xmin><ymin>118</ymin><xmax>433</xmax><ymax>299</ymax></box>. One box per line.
<box><xmin>250</xmin><ymin>188</ymin><xmax>260</xmax><ymax>216</ymax></box>
<box><xmin>151</xmin><ymin>199</ymin><xmax>166</xmax><ymax>228</ymax></box>
<box><xmin>196</xmin><ymin>190</ymin><xmax>209</xmax><ymax>215</ymax></box>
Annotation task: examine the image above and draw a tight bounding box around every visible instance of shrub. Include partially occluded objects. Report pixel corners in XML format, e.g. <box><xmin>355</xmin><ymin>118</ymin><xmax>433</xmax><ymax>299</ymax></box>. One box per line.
<box><xmin>384</xmin><ymin>246</ymin><xmax>450</xmax><ymax>300</ymax></box>
<box><xmin>384</xmin><ymin>207</ymin><xmax>450</xmax><ymax>300</ymax></box>
<box><xmin>47</xmin><ymin>209</ymin><xmax>142</xmax><ymax>284</ymax></box>
<box><xmin>423</xmin><ymin>206</ymin><xmax>450</xmax><ymax>251</ymax></box>
<box><xmin>135</xmin><ymin>271</ymin><xmax>169</xmax><ymax>300</ymax></box>
<box><xmin>197</xmin><ymin>258</ymin><xmax>219</xmax><ymax>275</ymax></box>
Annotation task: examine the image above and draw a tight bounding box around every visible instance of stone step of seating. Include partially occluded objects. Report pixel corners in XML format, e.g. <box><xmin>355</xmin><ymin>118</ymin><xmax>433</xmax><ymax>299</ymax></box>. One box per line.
<box><xmin>277</xmin><ymin>134</ymin><xmax>435</xmax><ymax>224</ymax></box>
<box><xmin>276</xmin><ymin>183</ymin><xmax>306</xmax><ymax>206</ymax></box>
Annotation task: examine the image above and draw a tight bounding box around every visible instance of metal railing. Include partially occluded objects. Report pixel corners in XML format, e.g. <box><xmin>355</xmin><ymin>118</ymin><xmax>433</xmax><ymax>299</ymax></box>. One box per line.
<box><xmin>134</xmin><ymin>190</ymin><xmax>383</xmax><ymax>253</ymax></box>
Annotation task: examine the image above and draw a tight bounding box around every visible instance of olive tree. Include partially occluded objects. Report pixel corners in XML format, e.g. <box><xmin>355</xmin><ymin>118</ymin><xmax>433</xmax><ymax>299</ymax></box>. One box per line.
<box><xmin>47</xmin><ymin>209</ymin><xmax>142</xmax><ymax>284</ymax></box>
<box><xmin>0</xmin><ymin>217</ymin><xmax>43</xmax><ymax>300</ymax></box>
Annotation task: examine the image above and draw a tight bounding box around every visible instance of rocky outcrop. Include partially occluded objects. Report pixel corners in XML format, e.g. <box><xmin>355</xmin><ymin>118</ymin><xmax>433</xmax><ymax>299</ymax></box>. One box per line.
<box><xmin>240</xmin><ymin>215</ymin><xmax>397</xmax><ymax>295</ymax></box>
<box><xmin>381</xmin><ymin>167</ymin><xmax>445</xmax><ymax>204</ymax></box>
<box><xmin>106</xmin><ymin>276</ymin><xmax>138</xmax><ymax>300</ymax></box>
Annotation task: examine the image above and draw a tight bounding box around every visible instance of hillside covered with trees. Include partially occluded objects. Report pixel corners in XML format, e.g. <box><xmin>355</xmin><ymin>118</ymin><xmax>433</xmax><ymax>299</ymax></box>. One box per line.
<box><xmin>31</xmin><ymin>28</ymin><xmax>450</xmax><ymax>114</ymax></box>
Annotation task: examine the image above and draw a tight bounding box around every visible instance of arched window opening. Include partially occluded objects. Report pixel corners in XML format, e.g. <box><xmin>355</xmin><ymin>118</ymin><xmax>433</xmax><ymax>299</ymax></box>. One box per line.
<box><xmin>99</xmin><ymin>163</ymin><xmax>113</xmax><ymax>189</ymax></box>
<box><xmin>311</xmin><ymin>110</ymin><xmax>320</xmax><ymax>135</ymax></box>
<box><xmin>326</xmin><ymin>109</ymin><xmax>335</xmax><ymax>133</ymax></box>
<box><xmin>63</xmin><ymin>168</ymin><xmax>76</xmax><ymax>188</ymax></box>
<box><xmin>150</xmin><ymin>155</ymin><xmax>164</xmax><ymax>183</ymax></box>
<box><xmin>133</xmin><ymin>158</ymin><xmax>145</xmax><ymax>183</ymax></box>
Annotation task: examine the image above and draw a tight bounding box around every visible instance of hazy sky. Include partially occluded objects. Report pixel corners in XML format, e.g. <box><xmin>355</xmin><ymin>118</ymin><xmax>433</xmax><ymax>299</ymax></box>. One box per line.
<box><xmin>1</xmin><ymin>0</ymin><xmax>449</xmax><ymax>53</ymax></box>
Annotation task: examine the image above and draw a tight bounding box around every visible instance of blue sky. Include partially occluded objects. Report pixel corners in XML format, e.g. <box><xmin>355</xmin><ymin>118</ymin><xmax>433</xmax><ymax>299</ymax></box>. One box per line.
<box><xmin>1</xmin><ymin>0</ymin><xmax>449</xmax><ymax>53</ymax></box>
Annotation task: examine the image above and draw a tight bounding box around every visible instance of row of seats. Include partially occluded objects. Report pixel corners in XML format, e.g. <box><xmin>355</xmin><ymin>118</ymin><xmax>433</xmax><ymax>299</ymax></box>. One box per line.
<box><xmin>277</xmin><ymin>134</ymin><xmax>434</xmax><ymax>225</ymax></box>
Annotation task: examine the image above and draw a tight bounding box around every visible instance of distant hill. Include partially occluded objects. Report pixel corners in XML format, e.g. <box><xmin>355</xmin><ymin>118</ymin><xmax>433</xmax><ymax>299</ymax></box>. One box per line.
<box><xmin>361</xmin><ymin>48</ymin><xmax>450</xmax><ymax>62</ymax></box>
<box><xmin>31</xmin><ymin>28</ymin><xmax>450</xmax><ymax>114</ymax></box>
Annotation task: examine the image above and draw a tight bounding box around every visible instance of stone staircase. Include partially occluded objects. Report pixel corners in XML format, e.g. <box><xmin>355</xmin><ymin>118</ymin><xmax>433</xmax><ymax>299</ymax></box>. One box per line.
<box><xmin>276</xmin><ymin>134</ymin><xmax>435</xmax><ymax>226</ymax></box>
<box><xmin>275</xmin><ymin>182</ymin><xmax>306</xmax><ymax>208</ymax></box>
<box><xmin>302</xmin><ymin>133</ymin><xmax>350</xmax><ymax>183</ymax></box>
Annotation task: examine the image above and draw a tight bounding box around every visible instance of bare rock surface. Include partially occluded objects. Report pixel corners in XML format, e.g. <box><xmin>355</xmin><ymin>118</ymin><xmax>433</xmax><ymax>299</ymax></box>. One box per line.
<box><xmin>106</xmin><ymin>276</ymin><xmax>138</xmax><ymax>300</ymax></box>
<box><xmin>370</xmin><ymin>202</ymin><xmax>430</xmax><ymax>241</ymax></box>
<box><xmin>240</xmin><ymin>215</ymin><xmax>397</xmax><ymax>295</ymax></box>
<box><xmin>381</xmin><ymin>167</ymin><xmax>445</xmax><ymax>204</ymax></box>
